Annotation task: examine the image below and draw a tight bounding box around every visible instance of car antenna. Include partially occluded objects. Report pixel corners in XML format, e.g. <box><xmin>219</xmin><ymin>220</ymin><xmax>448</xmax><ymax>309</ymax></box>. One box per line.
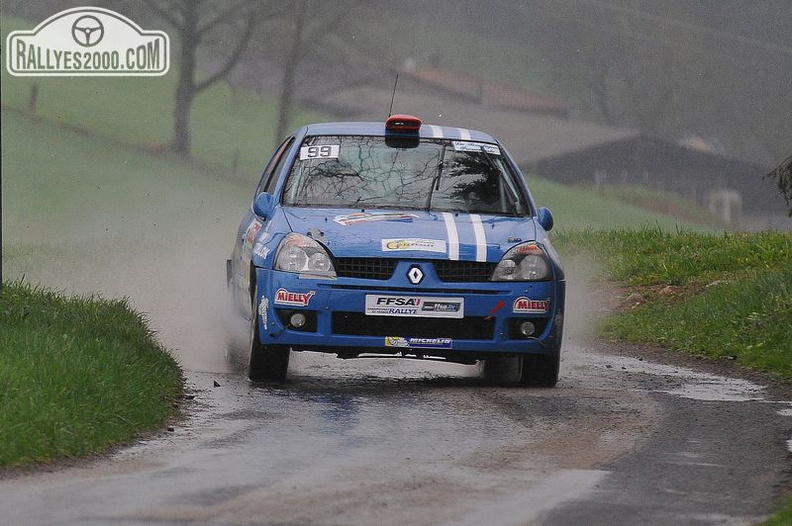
<box><xmin>388</xmin><ymin>73</ymin><xmax>399</xmax><ymax>117</ymax></box>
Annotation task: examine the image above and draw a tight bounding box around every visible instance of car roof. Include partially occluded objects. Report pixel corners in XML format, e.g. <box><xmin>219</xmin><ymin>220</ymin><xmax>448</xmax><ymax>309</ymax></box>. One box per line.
<box><xmin>300</xmin><ymin>121</ymin><xmax>499</xmax><ymax>143</ymax></box>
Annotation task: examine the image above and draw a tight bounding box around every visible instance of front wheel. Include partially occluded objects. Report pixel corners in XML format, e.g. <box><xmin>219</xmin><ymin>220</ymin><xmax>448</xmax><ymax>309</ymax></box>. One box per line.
<box><xmin>483</xmin><ymin>353</ymin><xmax>559</xmax><ymax>387</ymax></box>
<box><xmin>248</xmin><ymin>293</ymin><xmax>290</xmax><ymax>382</ymax></box>
<box><xmin>518</xmin><ymin>353</ymin><xmax>559</xmax><ymax>387</ymax></box>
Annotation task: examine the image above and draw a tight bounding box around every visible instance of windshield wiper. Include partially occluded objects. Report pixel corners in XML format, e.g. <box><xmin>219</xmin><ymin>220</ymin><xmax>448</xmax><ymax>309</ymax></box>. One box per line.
<box><xmin>425</xmin><ymin>147</ymin><xmax>447</xmax><ymax>211</ymax></box>
<box><xmin>480</xmin><ymin>145</ymin><xmax>520</xmax><ymax>216</ymax></box>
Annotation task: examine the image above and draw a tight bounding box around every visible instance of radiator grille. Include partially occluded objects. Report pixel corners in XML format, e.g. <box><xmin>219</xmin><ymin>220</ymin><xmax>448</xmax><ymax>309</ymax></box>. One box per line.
<box><xmin>432</xmin><ymin>260</ymin><xmax>496</xmax><ymax>282</ymax></box>
<box><xmin>335</xmin><ymin>258</ymin><xmax>397</xmax><ymax>280</ymax></box>
<box><xmin>334</xmin><ymin>258</ymin><xmax>496</xmax><ymax>282</ymax></box>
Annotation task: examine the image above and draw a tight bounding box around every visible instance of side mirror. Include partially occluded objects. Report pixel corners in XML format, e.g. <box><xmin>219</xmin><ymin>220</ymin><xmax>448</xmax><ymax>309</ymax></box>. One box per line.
<box><xmin>537</xmin><ymin>207</ymin><xmax>554</xmax><ymax>232</ymax></box>
<box><xmin>253</xmin><ymin>192</ymin><xmax>275</xmax><ymax>219</ymax></box>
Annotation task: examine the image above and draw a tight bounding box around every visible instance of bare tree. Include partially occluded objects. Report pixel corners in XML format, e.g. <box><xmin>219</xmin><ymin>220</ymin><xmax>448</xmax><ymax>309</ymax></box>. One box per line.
<box><xmin>272</xmin><ymin>0</ymin><xmax>359</xmax><ymax>145</ymax></box>
<box><xmin>767</xmin><ymin>155</ymin><xmax>792</xmax><ymax>216</ymax></box>
<box><xmin>142</xmin><ymin>0</ymin><xmax>272</xmax><ymax>155</ymax></box>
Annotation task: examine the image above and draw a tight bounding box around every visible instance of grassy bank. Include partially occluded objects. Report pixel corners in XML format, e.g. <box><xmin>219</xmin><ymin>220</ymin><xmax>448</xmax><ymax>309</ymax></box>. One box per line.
<box><xmin>0</xmin><ymin>282</ymin><xmax>183</xmax><ymax>466</ymax></box>
<box><xmin>556</xmin><ymin>228</ymin><xmax>792</xmax><ymax>379</ymax></box>
<box><xmin>556</xmin><ymin>228</ymin><xmax>791</xmax><ymax>522</ymax></box>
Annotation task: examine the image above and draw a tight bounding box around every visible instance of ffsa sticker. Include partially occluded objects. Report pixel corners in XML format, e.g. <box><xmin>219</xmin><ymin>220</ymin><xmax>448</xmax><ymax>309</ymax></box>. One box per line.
<box><xmin>299</xmin><ymin>145</ymin><xmax>339</xmax><ymax>160</ymax></box>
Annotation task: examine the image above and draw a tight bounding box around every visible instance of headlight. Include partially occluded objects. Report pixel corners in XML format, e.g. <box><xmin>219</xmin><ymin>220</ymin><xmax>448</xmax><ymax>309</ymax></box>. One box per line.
<box><xmin>274</xmin><ymin>233</ymin><xmax>336</xmax><ymax>277</ymax></box>
<box><xmin>491</xmin><ymin>242</ymin><xmax>552</xmax><ymax>281</ymax></box>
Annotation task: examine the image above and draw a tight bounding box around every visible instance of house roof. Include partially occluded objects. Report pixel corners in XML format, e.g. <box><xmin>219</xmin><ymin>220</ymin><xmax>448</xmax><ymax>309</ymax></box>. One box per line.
<box><xmin>315</xmin><ymin>85</ymin><xmax>638</xmax><ymax>165</ymax></box>
<box><xmin>402</xmin><ymin>68</ymin><xmax>569</xmax><ymax>115</ymax></box>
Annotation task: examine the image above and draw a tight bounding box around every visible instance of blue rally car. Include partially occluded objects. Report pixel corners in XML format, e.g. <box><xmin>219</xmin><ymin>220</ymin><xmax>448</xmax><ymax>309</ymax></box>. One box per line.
<box><xmin>227</xmin><ymin>115</ymin><xmax>565</xmax><ymax>386</ymax></box>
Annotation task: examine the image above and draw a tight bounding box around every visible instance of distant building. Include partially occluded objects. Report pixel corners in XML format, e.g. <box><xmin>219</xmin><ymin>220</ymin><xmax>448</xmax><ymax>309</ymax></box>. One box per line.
<box><xmin>400</xmin><ymin>67</ymin><xmax>569</xmax><ymax>118</ymax></box>
<box><xmin>530</xmin><ymin>134</ymin><xmax>778</xmax><ymax>217</ymax></box>
<box><xmin>312</xmin><ymin>67</ymin><xmax>788</xmax><ymax>227</ymax></box>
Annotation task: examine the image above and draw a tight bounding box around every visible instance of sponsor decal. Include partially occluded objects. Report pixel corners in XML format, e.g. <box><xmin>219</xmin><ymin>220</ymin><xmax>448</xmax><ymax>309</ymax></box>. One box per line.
<box><xmin>452</xmin><ymin>141</ymin><xmax>501</xmax><ymax>155</ymax></box>
<box><xmin>366</xmin><ymin>295</ymin><xmax>464</xmax><ymax>319</ymax></box>
<box><xmin>242</xmin><ymin>221</ymin><xmax>263</xmax><ymax>261</ymax></box>
<box><xmin>382</xmin><ymin>238</ymin><xmax>446</xmax><ymax>253</ymax></box>
<box><xmin>253</xmin><ymin>243</ymin><xmax>270</xmax><ymax>259</ymax></box>
<box><xmin>513</xmin><ymin>297</ymin><xmax>551</xmax><ymax>314</ymax></box>
<box><xmin>299</xmin><ymin>144</ymin><xmax>340</xmax><ymax>160</ymax></box>
<box><xmin>274</xmin><ymin>288</ymin><xmax>315</xmax><ymax>307</ymax></box>
<box><xmin>385</xmin><ymin>337</ymin><xmax>453</xmax><ymax>350</ymax></box>
<box><xmin>334</xmin><ymin>212</ymin><xmax>419</xmax><ymax>226</ymax></box>
<box><xmin>245</xmin><ymin>221</ymin><xmax>262</xmax><ymax>244</ymax></box>
<box><xmin>6</xmin><ymin>7</ymin><xmax>169</xmax><ymax>76</ymax></box>
<box><xmin>259</xmin><ymin>298</ymin><xmax>269</xmax><ymax>331</ymax></box>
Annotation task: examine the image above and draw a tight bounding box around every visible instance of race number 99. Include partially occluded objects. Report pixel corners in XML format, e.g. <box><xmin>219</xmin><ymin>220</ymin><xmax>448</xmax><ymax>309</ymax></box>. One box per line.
<box><xmin>300</xmin><ymin>145</ymin><xmax>340</xmax><ymax>160</ymax></box>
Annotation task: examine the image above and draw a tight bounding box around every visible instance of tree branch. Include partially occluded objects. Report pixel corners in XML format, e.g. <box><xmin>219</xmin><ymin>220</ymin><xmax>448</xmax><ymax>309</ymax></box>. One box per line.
<box><xmin>141</xmin><ymin>0</ymin><xmax>182</xmax><ymax>28</ymax></box>
<box><xmin>194</xmin><ymin>6</ymin><xmax>259</xmax><ymax>93</ymax></box>
<box><xmin>197</xmin><ymin>0</ymin><xmax>258</xmax><ymax>36</ymax></box>
<box><xmin>298</xmin><ymin>0</ymin><xmax>361</xmax><ymax>60</ymax></box>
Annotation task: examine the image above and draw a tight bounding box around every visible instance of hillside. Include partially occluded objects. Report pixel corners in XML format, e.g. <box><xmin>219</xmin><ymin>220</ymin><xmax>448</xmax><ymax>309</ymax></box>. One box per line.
<box><xmin>2</xmin><ymin>14</ymin><xmax>716</xmax><ymax>301</ymax></box>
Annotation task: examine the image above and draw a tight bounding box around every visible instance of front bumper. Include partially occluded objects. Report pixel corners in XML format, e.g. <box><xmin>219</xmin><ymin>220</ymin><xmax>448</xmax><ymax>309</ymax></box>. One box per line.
<box><xmin>253</xmin><ymin>264</ymin><xmax>565</xmax><ymax>359</ymax></box>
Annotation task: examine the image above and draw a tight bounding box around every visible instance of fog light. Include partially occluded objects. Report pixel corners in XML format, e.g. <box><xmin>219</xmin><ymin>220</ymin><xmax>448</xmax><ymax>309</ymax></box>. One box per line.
<box><xmin>519</xmin><ymin>321</ymin><xmax>536</xmax><ymax>337</ymax></box>
<box><xmin>290</xmin><ymin>312</ymin><xmax>307</xmax><ymax>328</ymax></box>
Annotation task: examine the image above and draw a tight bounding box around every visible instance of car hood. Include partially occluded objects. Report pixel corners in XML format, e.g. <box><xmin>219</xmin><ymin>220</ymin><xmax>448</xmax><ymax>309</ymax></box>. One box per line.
<box><xmin>282</xmin><ymin>208</ymin><xmax>538</xmax><ymax>262</ymax></box>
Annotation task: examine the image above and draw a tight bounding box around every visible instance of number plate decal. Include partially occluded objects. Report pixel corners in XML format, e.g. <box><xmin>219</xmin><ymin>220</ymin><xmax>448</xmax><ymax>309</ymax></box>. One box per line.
<box><xmin>300</xmin><ymin>145</ymin><xmax>340</xmax><ymax>160</ymax></box>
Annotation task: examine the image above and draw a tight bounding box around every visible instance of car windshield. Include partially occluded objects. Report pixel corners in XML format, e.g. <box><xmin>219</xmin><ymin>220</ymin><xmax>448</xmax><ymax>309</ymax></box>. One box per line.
<box><xmin>282</xmin><ymin>135</ymin><xmax>529</xmax><ymax>215</ymax></box>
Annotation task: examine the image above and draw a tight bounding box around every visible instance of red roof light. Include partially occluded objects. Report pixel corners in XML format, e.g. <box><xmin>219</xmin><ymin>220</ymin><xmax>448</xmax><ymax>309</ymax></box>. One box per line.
<box><xmin>386</xmin><ymin>114</ymin><xmax>422</xmax><ymax>132</ymax></box>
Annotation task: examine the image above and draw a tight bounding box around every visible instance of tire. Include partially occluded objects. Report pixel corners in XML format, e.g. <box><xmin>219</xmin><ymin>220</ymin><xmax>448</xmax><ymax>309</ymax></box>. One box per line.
<box><xmin>248</xmin><ymin>291</ymin><xmax>290</xmax><ymax>382</ymax></box>
<box><xmin>482</xmin><ymin>355</ymin><xmax>521</xmax><ymax>384</ymax></box>
<box><xmin>482</xmin><ymin>353</ymin><xmax>559</xmax><ymax>387</ymax></box>
<box><xmin>517</xmin><ymin>353</ymin><xmax>559</xmax><ymax>387</ymax></box>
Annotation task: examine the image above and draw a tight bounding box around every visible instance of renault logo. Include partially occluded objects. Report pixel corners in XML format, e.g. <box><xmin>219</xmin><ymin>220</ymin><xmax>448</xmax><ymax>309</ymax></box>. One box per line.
<box><xmin>407</xmin><ymin>266</ymin><xmax>424</xmax><ymax>285</ymax></box>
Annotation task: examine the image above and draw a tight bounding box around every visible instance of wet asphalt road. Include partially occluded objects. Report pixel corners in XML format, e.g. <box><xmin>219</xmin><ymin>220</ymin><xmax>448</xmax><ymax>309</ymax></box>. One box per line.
<box><xmin>1</xmin><ymin>340</ymin><xmax>790</xmax><ymax>526</ymax></box>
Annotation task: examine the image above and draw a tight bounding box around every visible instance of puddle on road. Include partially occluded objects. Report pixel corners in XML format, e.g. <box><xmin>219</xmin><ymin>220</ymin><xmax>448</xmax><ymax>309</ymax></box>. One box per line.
<box><xmin>588</xmin><ymin>354</ymin><xmax>768</xmax><ymax>402</ymax></box>
<box><xmin>587</xmin><ymin>353</ymin><xmax>792</xmax><ymax>453</ymax></box>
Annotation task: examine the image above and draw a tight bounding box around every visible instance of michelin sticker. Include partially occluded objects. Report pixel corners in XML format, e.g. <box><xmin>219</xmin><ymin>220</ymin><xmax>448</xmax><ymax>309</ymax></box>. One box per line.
<box><xmin>385</xmin><ymin>337</ymin><xmax>453</xmax><ymax>350</ymax></box>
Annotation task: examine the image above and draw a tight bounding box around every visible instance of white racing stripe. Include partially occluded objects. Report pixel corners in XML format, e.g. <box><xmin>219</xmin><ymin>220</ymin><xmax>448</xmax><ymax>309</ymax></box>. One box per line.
<box><xmin>471</xmin><ymin>214</ymin><xmax>487</xmax><ymax>262</ymax></box>
<box><xmin>457</xmin><ymin>128</ymin><xmax>471</xmax><ymax>140</ymax></box>
<box><xmin>442</xmin><ymin>212</ymin><xmax>460</xmax><ymax>260</ymax></box>
<box><xmin>427</xmin><ymin>124</ymin><xmax>443</xmax><ymax>138</ymax></box>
